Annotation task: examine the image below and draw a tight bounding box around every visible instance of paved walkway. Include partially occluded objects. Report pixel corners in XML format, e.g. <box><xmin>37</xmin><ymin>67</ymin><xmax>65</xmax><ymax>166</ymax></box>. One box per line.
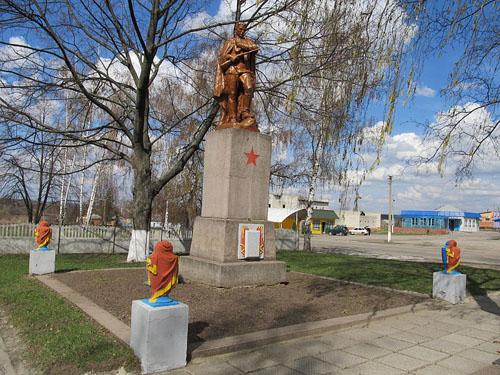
<box><xmin>1</xmin><ymin>290</ymin><xmax>499</xmax><ymax>375</ymax></box>
<box><xmin>167</xmin><ymin>293</ymin><xmax>500</xmax><ymax>375</ymax></box>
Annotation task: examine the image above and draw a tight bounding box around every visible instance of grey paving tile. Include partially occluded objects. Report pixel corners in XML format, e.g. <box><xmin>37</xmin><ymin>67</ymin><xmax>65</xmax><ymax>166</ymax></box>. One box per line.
<box><xmin>368</xmin><ymin>336</ymin><xmax>414</xmax><ymax>351</ymax></box>
<box><xmin>372</xmin><ymin>318</ymin><xmax>419</xmax><ymax>331</ymax></box>
<box><xmin>459</xmin><ymin>348</ymin><xmax>500</xmax><ymax>364</ymax></box>
<box><xmin>441</xmin><ymin>333</ymin><xmax>484</xmax><ymax>347</ymax></box>
<box><xmin>318</xmin><ymin>334</ymin><xmax>360</xmax><ymax>350</ymax></box>
<box><xmin>163</xmin><ymin>370</ymin><xmax>192</xmax><ymax>375</ymax></box>
<box><xmin>457</xmin><ymin>328</ymin><xmax>498</xmax><ymax>341</ymax></box>
<box><xmin>362</xmin><ymin>322</ymin><xmax>402</xmax><ymax>336</ymax></box>
<box><xmin>399</xmin><ymin>345</ymin><xmax>449</xmax><ymax>362</ymax></box>
<box><xmin>388</xmin><ymin>331</ymin><xmax>430</xmax><ymax>344</ymax></box>
<box><xmin>421</xmin><ymin>338</ymin><xmax>466</xmax><ymax>354</ymax></box>
<box><xmin>185</xmin><ymin>361</ymin><xmax>244</xmax><ymax>375</ymax></box>
<box><xmin>413</xmin><ymin>364</ymin><xmax>463</xmax><ymax>375</ymax></box>
<box><xmin>406</xmin><ymin>325</ymin><xmax>450</xmax><ymax>339</ymax></box>
<box><xmin>226</xmin><ymin>350</ymin><xmax>280</xmax><ymax>373</ymax></box>
<box><xmin>315</xmin><ymin>350</ymin><xmax>367</xmax><ymax>369</ymax></box>
<box><xmin>423</xmin><ymin>322</ymin><xmax>463</xmax><ymax>333</ymax></box>
<box><xmin>403</xmin><ymin>315</ymin><xmax>435</xmax><ymax>326</ymax></box>
<box><xmin>337</xmin><ymin>360</ymin><xmax>403</xmax><ymax>375</ymax></box>
<box><xmin>342</xmin><ymin>343</ymin><xmax>392</xmax><ymax>360</ymax></box>
<box><xmin>437</xmin><ymin>356</ymin><xmax>486</xmax><ymax>374</ymax></box>
<box><xmin>284</xmin><ymin>356</ymin><xmax>338</xmax><ymax>374</ymax></box>
<box><xmin>249</xmin><ymin>365</ymin><xmax>304</xmax><ymax>375</ymax></box>
<box><xmin>286</xmin><ymin>336</ymin><xmax>335</xmax><ymax>356</ymax></box>
<box><xmin>338</xmin><ymin>327</ymin><xmax>382</xmax><ymax>342</ymax></box>
<box><xmin>375</xmin><ymin>353</ymin><xmax>427</xmax><ymax>372</ymax></box>
<box><xmin>474</xmin><ymin>341</ymin><xmax>500</xmax><ymax>354</ymax></box>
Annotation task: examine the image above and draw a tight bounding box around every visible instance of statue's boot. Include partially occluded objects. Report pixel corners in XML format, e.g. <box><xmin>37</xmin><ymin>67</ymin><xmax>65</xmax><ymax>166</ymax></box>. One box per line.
<box><xmin>238</xmin><ymin>93</ymin><xmax>253</xmax><ymax>120</ymax></box>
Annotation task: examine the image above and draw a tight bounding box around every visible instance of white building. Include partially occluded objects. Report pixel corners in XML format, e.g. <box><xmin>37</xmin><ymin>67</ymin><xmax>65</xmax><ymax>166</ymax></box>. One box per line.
<box><xmin>269</xmin><ymin>193</ymin><xmax>329</xmax><ymax>210</ymax></box>
<box><xmin>336</xmin><ymin>210</ymin><xmax>381</xmax><ymax>229</ymax></box>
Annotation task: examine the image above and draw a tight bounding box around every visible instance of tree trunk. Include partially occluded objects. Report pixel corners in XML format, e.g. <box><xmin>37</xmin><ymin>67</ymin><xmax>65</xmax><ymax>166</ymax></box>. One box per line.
<box><xmin>85</xmin><ymin>162</ymin><xmax>102</xmax><ymax>225</ymax></box>
<box><xmin>303</xmin><ymin>137</ymin><xmax>323</xmax><ymax>252</ymax></box>
<box><xmin>127</xmin><ymin>148</ymin><xmax>153</xmax><ymax>262</ymax></box>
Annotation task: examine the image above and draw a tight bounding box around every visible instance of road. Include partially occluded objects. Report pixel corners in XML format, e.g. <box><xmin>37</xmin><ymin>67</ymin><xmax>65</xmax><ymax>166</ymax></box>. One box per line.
<box><xmin>303</xmin><ymin>231</ymin><xmax>500</xmax><ymax>270</ymax></box>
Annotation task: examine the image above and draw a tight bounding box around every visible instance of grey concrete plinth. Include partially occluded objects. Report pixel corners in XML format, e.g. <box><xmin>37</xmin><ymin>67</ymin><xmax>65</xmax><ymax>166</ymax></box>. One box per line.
<box><xmin>190</xmin><ymin>217</ymin><xmax>277</xmax><ymax>263</ymax></box>
<box><xmin>29</xmin><ymin>250</ymin><xmax>55</xmax><ymax>275</ymax></box>
<box><xmin>201</xmin><ymin>128</ymin><xmax>271</xmax><ymax>220</ymax></box>
<box><xmin>180</xmin><ymin>256</ymin><xmax>286</xmax><ymax>288</ymax></box>
<box><xmin>432</xmin><ymin>271</ymin><xmax>467</xmax><ymax>304</ymax></box>
<box><xmin>130</xmin><ymin>300</ymin><xmax>188</xmax><ymax>374</ymax></box>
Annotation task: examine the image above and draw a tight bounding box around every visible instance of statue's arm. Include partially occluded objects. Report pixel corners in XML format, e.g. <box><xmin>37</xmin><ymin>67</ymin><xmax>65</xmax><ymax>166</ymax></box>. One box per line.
<box><xmin>218</xmin><ymin>39</ymin><xmax>235</xmax><ymax>66</ymax></box>
<box><xmin>146</xmin><ymin>257</ymin><xmax>158</xmax><ymax>275</ymax></box>
<box><xmin>236</xmin><ymin>37</ymin><xmax>259</xmax><ymax>51</ymax></box>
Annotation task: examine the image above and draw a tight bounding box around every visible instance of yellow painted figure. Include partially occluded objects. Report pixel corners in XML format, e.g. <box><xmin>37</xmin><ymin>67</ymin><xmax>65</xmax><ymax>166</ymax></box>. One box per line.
<box><xmin>146</xmin><ymin>241</ymin><xmax>179</xmax><ymax>303</ymax></box>
<box><xmin>34</xmin><ymin>221</ymin><xmax>52</xmax><ymax>250</ymax></box>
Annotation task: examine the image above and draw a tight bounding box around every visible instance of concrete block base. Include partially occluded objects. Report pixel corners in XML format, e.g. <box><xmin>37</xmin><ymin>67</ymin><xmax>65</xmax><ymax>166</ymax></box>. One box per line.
<box><xmin>130</xmin><ymin>299</ymin><xmax>188</xmax><ymax>374</ymax></box>
<box><xmin>29</xmin><ymin>250</ymin><xmax>55</xmax><ymax>275</ymax></box>
<box><xmin>190</xmin><ymin>216</ymin><xmax>277</xmax><ymax>263</ymax></box>
<box><xmin>180</xmin><ymin>255</ymin><xmax>287</xmax><ymax>288</ymax></box>
<box><xmin>433</xmin><ymin>271</ymin><xmax>466</xmax><ymax>304</ymax></box>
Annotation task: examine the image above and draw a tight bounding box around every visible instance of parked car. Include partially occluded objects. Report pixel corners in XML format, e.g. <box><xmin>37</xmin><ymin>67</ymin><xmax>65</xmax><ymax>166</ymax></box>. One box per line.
<box><xmin>328</xmin><ymin>225</ymin><xmax>349</xmax><ymax>236</ymax></box>
<box><xmin>349</xmin><ymin>227</ymin><xmax>369</xmax><ymax>235</ymax></box>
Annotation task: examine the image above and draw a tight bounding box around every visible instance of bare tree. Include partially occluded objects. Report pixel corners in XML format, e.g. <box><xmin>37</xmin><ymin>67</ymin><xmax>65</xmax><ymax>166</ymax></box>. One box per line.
<box><xmin>0</xmin><ymin>0</ymin><xmax>298</xmax><ymax>261</ymax></box>
<box><xmin>0</xmin><ymin>129</ymin><xmax>60</xmax><ymax>223</ymax></box>
<box><xmin>410</xmin><ymin>0</ymin><xmax>499</xmax><ymax>179</ymax></box>
<box><xmin>256</xmin><ymin>1</ymin><xmax>417</xmax><ymax>250</ymax></box>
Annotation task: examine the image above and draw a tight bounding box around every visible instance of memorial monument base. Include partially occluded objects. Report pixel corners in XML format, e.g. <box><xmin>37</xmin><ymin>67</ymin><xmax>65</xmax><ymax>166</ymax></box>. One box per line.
<box><xmin>432</xmin><ymin>271</ymin><xmax>466</xmax><ymax>304</ymax></box>
<box><xmin>29</xmin><ymin>250</ymin><xmax>55</xmax><ymax>275</ymax></box>
<box><xmin>180</xmin><ymin>255</ymin><xmax>286</xmax><ymax>288</ymax></box>
<box><xmin>130</xmin><ymin>300</ymin><xmax>188</xmax><ymax>374</ymax></box>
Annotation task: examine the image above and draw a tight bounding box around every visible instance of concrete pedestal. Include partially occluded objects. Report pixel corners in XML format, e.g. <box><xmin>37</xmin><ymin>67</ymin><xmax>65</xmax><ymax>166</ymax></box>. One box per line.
<box><xmin>130</xmin><ymin>299</ymin><xmax>188</xmax><ymax>374</ymax></box>
<box><xmin>433</xmin><ymin>272</ymin><xmax>466</xmax><ymax>304</ymax></box>
<box><xmin>29</xmin><ymin>250</ymin><xmax>55</xmax><ymax>275</ymax></box>
<box><xmin>182</xmin><ymin>128</ymin><xmax>286</xmax><ymax>287</ymax></box>
<box><xmin>181</xmin><ymin>256</ymin><xmax>287</xmax><ymax>288</ymax></box>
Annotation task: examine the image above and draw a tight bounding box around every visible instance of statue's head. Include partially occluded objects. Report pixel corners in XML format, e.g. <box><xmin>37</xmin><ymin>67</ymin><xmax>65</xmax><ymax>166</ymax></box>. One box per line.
<box><xmin>155</xmin><ymin>240</ymin><xmax>173</xmax><ymax>253</ymax></box>
<box><xmin>448</xmin><ymin>240</ymin><xmax>457</xmax><ymax>248</ymax></box>
<box><xmin>38</xmin><ymin>221</ymin><xmax>50</xmax><ymax>227</ymax></box>
<box><xmin>234</xmin><ymin>22</ymin><xmax>247</xmax><ymax>37</ymax></box>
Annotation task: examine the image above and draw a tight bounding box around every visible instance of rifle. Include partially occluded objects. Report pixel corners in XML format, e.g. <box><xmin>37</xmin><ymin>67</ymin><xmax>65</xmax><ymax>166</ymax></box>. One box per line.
<box><xmin>220</xmin><ymin>48</ymin><xmax>259</xmax><ymax>68</ymax></box>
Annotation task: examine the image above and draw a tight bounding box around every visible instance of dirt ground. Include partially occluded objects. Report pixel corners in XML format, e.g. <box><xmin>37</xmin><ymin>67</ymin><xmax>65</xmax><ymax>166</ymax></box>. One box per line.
<box><xmin>52</xmin><ymin>268</ymin><xmax>429</xmax><ymax>344</ymax></box>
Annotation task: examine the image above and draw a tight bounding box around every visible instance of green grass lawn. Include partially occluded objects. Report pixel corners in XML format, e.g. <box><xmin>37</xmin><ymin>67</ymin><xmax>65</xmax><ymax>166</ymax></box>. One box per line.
<box><xmin>277</xmin><ymin>251</ymin><xmax>500</xmax><ymax>296</ymax></box>
<box><xmin>2</xmin><ymin>252</ymin><xmax>500</xmax><ymax>374</ymax></box>
<box><xmin>0</xmin><ymin>254</ymin><xmax>144</xmax><ymax>374</ymax></box>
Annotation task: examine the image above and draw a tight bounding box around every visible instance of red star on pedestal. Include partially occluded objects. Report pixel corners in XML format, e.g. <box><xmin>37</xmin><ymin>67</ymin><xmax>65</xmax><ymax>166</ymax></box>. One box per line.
<box><xmin>244</xmin><ymin>147</ymin><xmax>260</xmax><ymax>166</ymax></box>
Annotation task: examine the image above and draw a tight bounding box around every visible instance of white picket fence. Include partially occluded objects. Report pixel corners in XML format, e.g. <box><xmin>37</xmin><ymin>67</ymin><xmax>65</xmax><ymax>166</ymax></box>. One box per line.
<box><xmin>0</xmin><ymin>223</ymin><xmax>192</xmax><ymax>240</ymax></box>
<box><xmin>0</xmin><ymin>223</ymin><xmax>296</xmax><ymax>254</ymax></box>
<box><xmin>0</xmin><ymin>223</ymin><xmax>192</xmax><ymax>254</ymax></box>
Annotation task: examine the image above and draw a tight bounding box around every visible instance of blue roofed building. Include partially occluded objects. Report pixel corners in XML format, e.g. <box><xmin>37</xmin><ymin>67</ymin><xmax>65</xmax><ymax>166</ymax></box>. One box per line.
<box><xmin>398</xmin><ymin>205</ymin><xmax>481</xmax><ymax>232</ymax></box>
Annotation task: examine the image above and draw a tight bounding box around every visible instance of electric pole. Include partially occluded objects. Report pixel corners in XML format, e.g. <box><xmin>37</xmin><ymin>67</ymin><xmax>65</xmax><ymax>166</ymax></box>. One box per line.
<box><xmin>388</xmin><ymin>175</ymin><xmax>393</xmax><ymax>243</ymax></box>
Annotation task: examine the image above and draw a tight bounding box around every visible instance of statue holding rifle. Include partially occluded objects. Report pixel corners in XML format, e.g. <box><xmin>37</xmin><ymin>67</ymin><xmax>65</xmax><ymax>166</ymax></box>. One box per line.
<box><xmin>214</xmin><ymin>22</ymin><xmax>259</xmax><ymax>132</ymax></box>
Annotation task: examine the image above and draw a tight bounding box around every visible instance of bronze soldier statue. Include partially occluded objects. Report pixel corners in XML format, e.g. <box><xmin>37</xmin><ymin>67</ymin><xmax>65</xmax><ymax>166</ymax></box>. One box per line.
<box><xmin>213</xmin><ymin>22</ymin><xmax>259</xmax><ymax>132</ymax></box>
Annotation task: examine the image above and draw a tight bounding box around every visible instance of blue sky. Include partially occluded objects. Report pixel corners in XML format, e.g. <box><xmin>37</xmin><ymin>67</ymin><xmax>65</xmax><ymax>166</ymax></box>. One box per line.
<box><xmin>3</xmin><ymin>0</ymin><xmax>497</xmax><ymax>216</ymax></box>
<box><xmin>176</xmin><ymin>0</ymin><xmax>500</xmax><ymax>214</ymax></box>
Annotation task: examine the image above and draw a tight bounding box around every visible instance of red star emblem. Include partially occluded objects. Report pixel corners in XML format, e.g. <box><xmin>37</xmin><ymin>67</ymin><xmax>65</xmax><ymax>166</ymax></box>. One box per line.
<box><xmin>244</xmin><ymin>147</ymin><xmax>260</xmax><ymax>166</ymax></box>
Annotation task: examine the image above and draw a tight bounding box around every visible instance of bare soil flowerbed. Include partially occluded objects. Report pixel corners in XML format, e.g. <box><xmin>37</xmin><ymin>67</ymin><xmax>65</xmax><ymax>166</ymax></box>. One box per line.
<box><xmin>52</xmin><ymin>268</ymin><xmax>429</xmax><ymax>344</ymax></box>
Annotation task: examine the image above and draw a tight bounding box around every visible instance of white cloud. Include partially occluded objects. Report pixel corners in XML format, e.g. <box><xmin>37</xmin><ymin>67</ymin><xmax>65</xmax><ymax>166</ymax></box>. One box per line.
<box><xmin>415</xmin><ymin>85</ymin><xmax>437</xmax><ymax>97</ymax></box>
<box><xmin>323</xmin><ymin>103</ymin><xmax>500</xmax><ymax>214</ymax></box>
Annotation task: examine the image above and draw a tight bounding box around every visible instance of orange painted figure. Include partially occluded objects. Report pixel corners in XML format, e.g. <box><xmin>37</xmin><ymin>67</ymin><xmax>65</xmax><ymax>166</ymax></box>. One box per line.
<box><xmin>34</xmin><ymin>221</ymin><xmax>52</xmax><ymax>250</ymax></box>
<box><xmin>441</xmin><ymin>240</ymin><xmax>461</xmax><ymax>274</ymax></box>
<box><xmin>213</xmin><ymin>22</ymin><xmax>259</xmax><ymax>132</ymax></box>
<box><xmin>146</xmin><ymin>241</ymin><xmax>179</xmax><ymax>303</ymax></box>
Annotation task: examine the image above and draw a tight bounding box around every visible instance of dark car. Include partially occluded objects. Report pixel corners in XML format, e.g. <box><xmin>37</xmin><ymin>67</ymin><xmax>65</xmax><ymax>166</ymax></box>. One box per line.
<box><xmin>328</xmin><ymin>225</ymin><xmax>349</xmax><ymax>236</ymax></box>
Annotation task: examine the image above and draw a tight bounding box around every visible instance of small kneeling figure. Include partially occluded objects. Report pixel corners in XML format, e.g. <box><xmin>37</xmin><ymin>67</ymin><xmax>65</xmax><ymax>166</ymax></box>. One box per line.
<box><xmin>441</xmin><ymin>240</ymin><xmax>461</xmax><ymax>274</ymax></box>
<box><xmin>146</xmin><ymin>241</ymin><xmax>179</xmax><ymax>303</ymax></box>
<box><xmin>34</xmin><ymin>221</ymin><xmax>52</xmax><ymax>250</ymax></box>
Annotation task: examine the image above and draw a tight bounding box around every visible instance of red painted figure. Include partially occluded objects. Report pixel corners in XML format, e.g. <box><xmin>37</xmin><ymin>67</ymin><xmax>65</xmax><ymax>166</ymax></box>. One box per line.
<box><xmin>146</xmin><ymin>241</ymin><xmax>179</xmax><ymax>303</ymax></box>
<box><xmin>34</xmin><ymin>221</ymin><xmax>52</xmax><ymax>250</ymax></box>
